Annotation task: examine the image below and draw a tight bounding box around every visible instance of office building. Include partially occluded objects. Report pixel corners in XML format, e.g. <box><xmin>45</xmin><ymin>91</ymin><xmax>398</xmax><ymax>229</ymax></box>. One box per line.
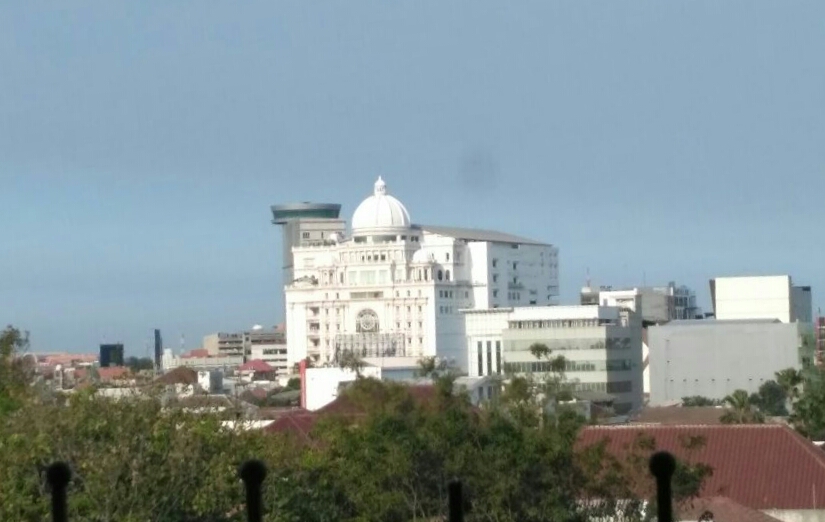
<box><xmin>463</xmin><ymin>305</ymin><xmax>644</xmax><ymax>413</ymax></box>
<box><xmin>283</xmin><ymin>177</ymin><xmax>560</xmax><ymax>372</ymax></box>
<box><xmin>99</xmin><ymin>343</ymin><xmax>124</xmax><ymax>368</ymax></box>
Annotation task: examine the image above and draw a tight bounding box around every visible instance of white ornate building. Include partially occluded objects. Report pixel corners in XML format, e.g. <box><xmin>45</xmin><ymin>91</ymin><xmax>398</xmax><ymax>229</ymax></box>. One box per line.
<box><xmin>284</xmin><ymin>177</ymin><xmax>560</xmax><ymax>372</ymax></box>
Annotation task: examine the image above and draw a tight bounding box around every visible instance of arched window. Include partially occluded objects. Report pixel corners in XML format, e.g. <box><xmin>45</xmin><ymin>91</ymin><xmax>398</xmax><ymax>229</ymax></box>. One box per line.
<box><xmin>445</xmin><ymin>270</ymin><xmax>451</xmax><ymax>281</ymax></box>
<box><xmin>437</xmin><ymin>270</ymin><xmax>443</xmax><ymax>281</ymax></box>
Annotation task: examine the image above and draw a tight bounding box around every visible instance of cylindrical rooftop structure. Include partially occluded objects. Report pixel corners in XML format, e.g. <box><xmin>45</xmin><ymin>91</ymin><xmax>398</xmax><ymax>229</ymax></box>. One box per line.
<box><xmin>271</xmin><ymin>203</ymin><xmax>341</xmax><ymax>224</ymax></box>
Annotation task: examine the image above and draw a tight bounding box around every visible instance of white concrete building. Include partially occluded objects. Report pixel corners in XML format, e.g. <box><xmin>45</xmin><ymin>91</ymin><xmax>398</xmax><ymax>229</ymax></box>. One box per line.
<box><xmin>710</xmin><ymin>275</ymin><xmax>812</xmax><ymax>324</ymax></box>
<box><xmin>648</xmin><ymin>319</ymin><xmax>812</xmax><ymax>404</ymax></box>
<box><xmin>284</xmin><ymin>177</ymin><xmax>559</xmax><ymax>372</ymax></box>
<box><xmin>463</xmin><ymin>305</ymin><xmax>644</xmax><ymax>413</ymax></box>
<box><xmin>161</xmin><ymin>349</ymin><xmax>243</xmax><ymax>371</ymax></box>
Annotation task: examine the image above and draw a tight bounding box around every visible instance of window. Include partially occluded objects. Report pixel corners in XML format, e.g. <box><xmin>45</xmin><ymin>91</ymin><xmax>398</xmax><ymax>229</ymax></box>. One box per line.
<box><xmin>302</xmin><ymin>232</ymin><xmax>310</xmax><ymax>239</ymax></box>
<box><xmin>492</xmin><ymin>259</ymin><xmax>498</xmax><ymax>268</ymax></box>
<box><xmin>486</xmin><ymin>341</ymin><xmax>492</xmax><ymax>376</ymax></box>
<box><xmin>446</xmin><ymin>253</ymin><xmax>450</xmax><ymax>261</ymax></box>
<box><xmin>445</xmin><ymin>270</ymin><xmax>451</xmax><ymax>281</ymax></box>
<box><xmin>493</xmin><ymin>290</ymin><xmax>498</xmax><ymax>298</ymax></box>
<box><xmin>437</xmin><ymin>270</ymin><xmax>443</xmax><ymax>281</ymax></box>
<box><xmin>495</xmin><ymin>341</ymin><xmax>502</xmax><ymax>375</ymax></box>
<box><xmin>493</xmin><ymin>274</ymin><xmax>498</xmax><ymax>283</ymax></box>
<box><xmin>477</xmin><ymin>342</ymin><xmax>483</xmax><ymax>376</ymax></box>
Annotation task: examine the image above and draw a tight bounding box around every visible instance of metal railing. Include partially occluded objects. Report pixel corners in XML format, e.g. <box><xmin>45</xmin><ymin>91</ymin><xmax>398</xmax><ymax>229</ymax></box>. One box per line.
<box><xmin>43</xmin><ymin>451</ymin><xmax>677</xmax><ymax>522</ymax></box>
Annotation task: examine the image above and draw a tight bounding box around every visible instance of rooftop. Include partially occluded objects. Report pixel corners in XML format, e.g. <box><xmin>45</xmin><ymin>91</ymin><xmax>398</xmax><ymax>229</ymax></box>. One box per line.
<box><xmin>630</xmin><ymin>406</ymin><xmax>727</xmax><ymax>425</ymax></box>
<box><xmin>577</xmin><ymin>424</ymin><xmax>825</xmax><ymax>510</ymax></box>
<box><xmin>415</xmin><ymin>224</ymin><xmax>550</xmax><ymax>246</ymax></box>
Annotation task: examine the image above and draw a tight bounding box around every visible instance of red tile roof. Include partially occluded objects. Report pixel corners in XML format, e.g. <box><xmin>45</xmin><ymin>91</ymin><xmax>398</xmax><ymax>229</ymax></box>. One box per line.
<box><xmin>679</xmin><ymin>497</ymin><xmax>783</xmax><ymax>522</ymax></box>
<box><xmin>97</xmin><ymin>366</ymin><xmax>130</xmax><ymax>381</ymax></box>
<box><xmin>239</xmin><ymin>359</ymin><xmax>274</xmax><ymax>373</ymax></box>
<box><xmin>264</xmin><ymin>385</ymin><xmax>438</xmax><ymax>438</ymax></box>
<box><xmin>577</xmin><ymin>424</ymin><xmax>825</xmax><ymax>510</ymax></box>
<box><xmin>154</xmin><ymin>366</ymin><xmax>199</xmax><ymax>386</ymax></box>
<box><xmin>631</xmin><ymin>406</ymin><xmax>727</xmax><ymax>425</ymax></box>
<box><xmin>182</xmin><ymin>348</ymin><xmax>210</xmax><ymax>358</ymax></box>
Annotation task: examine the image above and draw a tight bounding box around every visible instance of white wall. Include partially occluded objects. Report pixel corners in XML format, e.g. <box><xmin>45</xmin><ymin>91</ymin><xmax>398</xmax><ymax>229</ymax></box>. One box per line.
<box><xmin>304</xmin><ymin>366</ymin><xmax>382</xmax><ymax>411</ymax></box>
<box><xmin>714</xmin><ymin>275</ymin><xmax>794</xmax><ymax>323</ymax></box>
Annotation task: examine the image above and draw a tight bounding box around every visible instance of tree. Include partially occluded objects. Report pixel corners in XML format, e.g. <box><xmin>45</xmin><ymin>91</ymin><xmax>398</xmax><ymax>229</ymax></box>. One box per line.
<box><xmin>681</xmin><ymin>396</ymin><xmax>719</xmax><ymax>407</ymax></box>
<box><xmin>720</xmin><ymin>389</ymin><xmax>764</xmax><ymax>424</ymax></box>
<box><xmin>337</xmin><ymin>349</ymin><xmax>365</xmax><ymax>377</ymax></box>
<box><xmin>0</xmin><ymin>326</ymin><xmax>32</xmax><ymax>417</ymax></box>
<box><xmin>125</xmin><ymin>356</ymin><xmax>155</xmax><ymax>372</ymax></box>
<box><xmin>749</xmin><ymin>380</ymin><xmax>788</xmax><ymax>417</ymax></box>
<box><xmin>790</xmin><ymin>367</ymin><xmax>825</xmax><ymax>439</ymax></box>
<box><xmin>577</xmin><ymin>431</ymin><xmax>713</xmax><ymax>520</ymax></box>
<box><xmin>775</xmin><ymin>368</ymin><xmax>803</xmax><ymax>402</ymax></box>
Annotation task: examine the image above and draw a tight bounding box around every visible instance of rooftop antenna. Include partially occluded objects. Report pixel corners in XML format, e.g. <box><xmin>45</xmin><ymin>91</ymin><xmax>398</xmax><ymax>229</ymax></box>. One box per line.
<box><xmin>585</xmin><ymin>267</ymin><xmax>591</xmax><ymax>289</ymax></box>
<box><xmin>180</xmin><ymin>334</ymin><xmax>185</xmax><ymax>355</ymax></box>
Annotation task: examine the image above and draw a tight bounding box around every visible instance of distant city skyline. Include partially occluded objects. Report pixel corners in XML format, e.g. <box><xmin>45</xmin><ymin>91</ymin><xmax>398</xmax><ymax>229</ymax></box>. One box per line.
<box><xmin>3</xmin><ymin>1</ymin><xmax>823</xmax><ymax>354</ymax></box>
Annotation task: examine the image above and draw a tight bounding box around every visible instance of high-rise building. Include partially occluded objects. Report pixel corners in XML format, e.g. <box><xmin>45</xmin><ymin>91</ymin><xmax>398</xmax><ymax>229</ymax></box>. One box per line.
<box><xmin>271</xmin><ymin>202</ymin><xmax>347</xmax><ymax>318</ymax></box>
<box><xmin>153</xmin><ymin>329</ymin><xmax>163</xmax><ymax>370</ymax></box>
<box><xmin>99</xmin><ymin>343</ymin><xmax>124</xmax><ymax>368</ymax></box>
<box><xmin>283</xmin><ymin>177</ymin><xmax>560</xmax><ymax>372</ymax></box>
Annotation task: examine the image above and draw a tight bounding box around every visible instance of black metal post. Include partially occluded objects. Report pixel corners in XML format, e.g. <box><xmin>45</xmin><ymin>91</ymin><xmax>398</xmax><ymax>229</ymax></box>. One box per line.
<box><xmin>649</xmin><ymin>451</ymin><xmax>676</xmax><ymax>522</ymax></box>
<box><xmin>239</xmin><ymin>460</ymin><xmax>267</xmax><ymax>522</ymax></box>
<box><xmin>46</xmin><ymin>462</ymin><xmax>72</xmax><ymax>522</ymax></box>
<box><xmin>448</xmin><ymin>480</ymin><xmax>464</xmax><ymax>522</ymax></box>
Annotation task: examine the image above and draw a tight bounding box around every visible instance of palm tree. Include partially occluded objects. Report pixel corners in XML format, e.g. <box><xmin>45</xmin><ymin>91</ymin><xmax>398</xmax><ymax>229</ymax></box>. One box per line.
<box><xmin>775</xmin><ymin>368</ymin><xmax>803</xmax><ymax>402</ymax></box>
<box><xmin>338</xmin><ymin>350</ymin><xmax>365</xmax><ymax>378</ymax></box>
<box><xmin>720</xmin><ymin>389</ymin><xmax>764</xmax><ymax>424</ymax></box>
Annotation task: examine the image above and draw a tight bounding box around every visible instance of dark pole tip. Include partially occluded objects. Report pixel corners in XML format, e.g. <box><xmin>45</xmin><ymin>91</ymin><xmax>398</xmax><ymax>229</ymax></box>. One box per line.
<box><xmin>239</xmin><ymin>459</ymin><xmax>267</xmax><ymax>485</ymax></box>
<box><xmin>45</xmin><ymin>462</ymin><xmax>72</xmax><ymax>489</ymax></box>
<box><xmin>649</xmin><ymin>451</ymin><xmax>677</xmax><ymax>479</ymax></box>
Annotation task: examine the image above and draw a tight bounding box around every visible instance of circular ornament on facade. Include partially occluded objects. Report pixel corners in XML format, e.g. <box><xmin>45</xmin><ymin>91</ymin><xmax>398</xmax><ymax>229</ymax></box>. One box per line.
<box><xmin>358</xmin><ymin>309</ymin><xmax>378</xmax><ymax>332</ymax></box>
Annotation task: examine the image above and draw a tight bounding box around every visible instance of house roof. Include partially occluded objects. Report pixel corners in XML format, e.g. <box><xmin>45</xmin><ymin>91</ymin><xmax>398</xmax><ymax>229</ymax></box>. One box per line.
<box><xmin>577</xmin><ymin>424</ymin><xmax>825</xmax><ymax>510</ymax></box>
<box><xmin>154</xmin><ymin>366</ymin><xmax>199</xmax><ymax>386</ymax></box>
<box><xmin>678</xmin><ymin>497</ymin><xmax>783</xmax><ymax>522</ymax></box>
<box><xmin>239</xmin><ymin>359</ymin><xmax>274</xmax><ymax>373</ymax></box>
<box><xmin>97</xmin><ymin>366</ymin><xmax>130</xmax><ymax>381</ymax></box>
<box><xmin>182</xmin><ymin>348</ymin><xmax>210</xmax><ymax>358</ymax></box>
<box><xmin>414</xmin><ymin>224</ymin><xmax>550</xmax><ymax>246</ymax></box>
<box><xmin>265</xmin><ymin>384</ymin><xmax>438</xmax><ymax>438</ymax></box>
<box><xmin>631</xmin><ymin>406</ymin><xmax>727</xmax><ymax>425</ymax></box>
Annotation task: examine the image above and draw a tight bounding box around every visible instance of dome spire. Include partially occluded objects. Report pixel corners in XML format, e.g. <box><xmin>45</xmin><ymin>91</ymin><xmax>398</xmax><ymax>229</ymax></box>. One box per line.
<box><xmin>374</xmin><ymin>176</ymin><xmax>387</xmax><ymax>195</ymax></box>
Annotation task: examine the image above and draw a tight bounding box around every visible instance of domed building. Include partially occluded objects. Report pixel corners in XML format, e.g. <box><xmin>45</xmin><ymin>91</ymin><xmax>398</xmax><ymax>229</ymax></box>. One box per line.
<box><xmin>283</xmin><ymin>177</ymin><xmax>560</xmax><ymax>371</ymax></box>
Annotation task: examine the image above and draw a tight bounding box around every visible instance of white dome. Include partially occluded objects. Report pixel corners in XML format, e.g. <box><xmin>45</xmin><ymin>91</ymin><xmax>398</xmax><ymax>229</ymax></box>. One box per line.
<box><xmin>351</xmin><ymin>177</ymin><xmax>411</xmax><ymax>236</ymax></box>
<box><xmin>411</xmin><ymin>249</ymin><xmax>432</xmax><ymax>264</ymax></box>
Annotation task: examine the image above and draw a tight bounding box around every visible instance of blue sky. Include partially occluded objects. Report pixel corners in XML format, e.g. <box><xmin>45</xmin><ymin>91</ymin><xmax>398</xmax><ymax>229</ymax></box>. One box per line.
<box><xmin>2</xmin><ymin>1</ymin><xmax>823</xmax><ymax>355</ymax></box>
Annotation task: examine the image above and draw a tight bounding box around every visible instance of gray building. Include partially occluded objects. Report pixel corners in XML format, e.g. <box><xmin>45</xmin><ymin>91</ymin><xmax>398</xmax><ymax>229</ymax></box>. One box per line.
<box><xmin>648</xmin><ymin>319</ymin><xmax>811</xmax><ymax>405</ymax></box>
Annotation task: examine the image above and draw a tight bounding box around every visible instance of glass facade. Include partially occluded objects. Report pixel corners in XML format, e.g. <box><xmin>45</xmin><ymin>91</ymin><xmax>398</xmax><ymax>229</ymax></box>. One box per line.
<box><xmin>503</xmin><ymin>358</ymin><xmax>632</xmax><ymax>374</ymax></box>
<box><xmin>503</xmin><ymin>337</ymin><xmax>632</xmax><ymax>353</ymax></box>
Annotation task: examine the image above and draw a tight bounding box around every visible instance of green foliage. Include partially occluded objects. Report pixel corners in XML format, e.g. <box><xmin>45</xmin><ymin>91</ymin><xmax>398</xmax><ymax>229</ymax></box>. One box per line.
<box><xmin>337</xmin><ymin>350</ymin><xmax>365</xmax><ymax>377</ymax></box>
<box><xmin>720</xmin><ymin>389</ymin><xmax>765</xmax><ymax>424</ymax></box>
<box><xmin>0</xmin><ymin>326</ymin><xmax>714</xmax><ymax>521</ymax></box>
<box><xmin>680</xmin><ymin>396</ymin><xmax>719</xmax><ymax>407</ymax></box>
<box><xmin>790</xmin><ymin>367</ymin><xmax>825</xmax><ymax>439</ymax></box>
<box><xmin>284</xmin><ymin>377</ymin><xmax>301</xmax><ymax>391</ymax></box>
<box><xmin>0</xmin><ymin>325</ymin><xmax>32</xmax><ymax>418</ymax></box>
<box><xmin>749</xmin><ymin>380</ymin><xmax>788</xmax><ymax>417</ymax></box>
<box><xmin>125</xmin><ymin>356</ymin><xmax>155</xmax><ymax>372</ymax></box>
